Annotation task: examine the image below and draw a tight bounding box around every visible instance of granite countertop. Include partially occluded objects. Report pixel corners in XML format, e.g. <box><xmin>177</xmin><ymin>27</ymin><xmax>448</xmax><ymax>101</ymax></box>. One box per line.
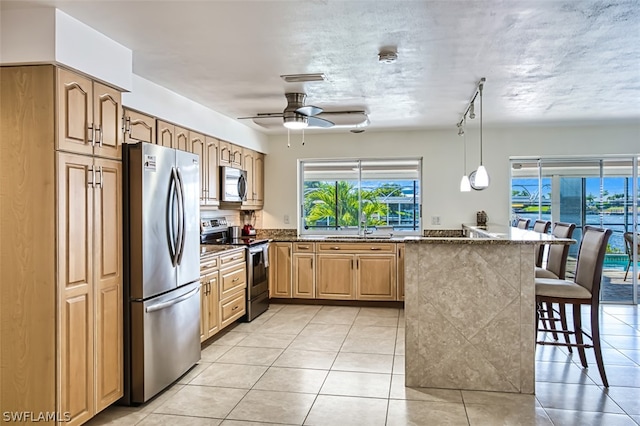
<box><xmin>256</xmin><ymin>225</ymin><xmax>575</xmax><ymax>245</ymax></box>
<box><xmin>200</xmin><ymin>244</ymin><xmax>246</xmax><ymax>256</ymax></box>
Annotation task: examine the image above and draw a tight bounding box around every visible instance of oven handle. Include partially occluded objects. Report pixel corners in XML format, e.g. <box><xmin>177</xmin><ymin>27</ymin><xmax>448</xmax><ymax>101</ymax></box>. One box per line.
<box><xmin>248</xmin><ymin>243</ymin><xmax>269</xmax><ymax>254</ymax></box>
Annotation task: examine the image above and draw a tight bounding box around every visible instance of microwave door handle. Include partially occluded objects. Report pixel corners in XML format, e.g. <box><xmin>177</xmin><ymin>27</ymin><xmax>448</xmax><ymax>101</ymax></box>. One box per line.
<box><xmin>175</xmin><ymin>167</ymin><xmax>186</xmax><ymax>265</ymax></box>
<box><xmin>238</xmin><ymin>173</ymin><xmax>247</xmax><ymax>201</ymax></box>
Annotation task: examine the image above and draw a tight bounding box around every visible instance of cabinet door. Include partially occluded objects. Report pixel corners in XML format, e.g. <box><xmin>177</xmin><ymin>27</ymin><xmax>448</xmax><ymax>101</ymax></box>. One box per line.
<box><xmin>231</xmin><ymin>145</ymin><xmax>243</xmax><ymax>168</ymax></box>
<box><xmin>293</xmin><ymin>253</ymin><xmax>315</xmax><ymax>298</ymax></box>
<box><xmin>123</xmin><ymin>109</ymin><xmax>155</xmax><ymax>144</ymax></box>
<box><xmin>205</xmin><ymin>137</ymin><xmax>219</xmax><ymax>204</ymax></box>
<box><xmin>93</xmin><ymin>158</ymin><xmax>123</xmax><ymax>411</ymax></box>
<box><xmin>200</xmin><ymin>280</ymin><xmax>208</xmax><ymax>342</ymax></box>
<box><xmin>269</xmin><ymin>243</ymin><xmax>292</xmax><ymax>298</ymax></box>
<box><xmin>57</xmin><ymin>68</ymin><xmax>93</xmax><ymax>156</ymax></box>
<box><xmin>175</xmin><ymin>126</ymin><xmax>189</xmax><ymax>151</ymax></box>
<box><xmin>356</xmin><ymin>255</ymin><xmax>396</xmax><ymax>300</ymax></box>
<box><xmin>219</xmin><ymin>140</ymin><xmax>232</xmax><ymax>166</ymax></box>
<box><xmin>242</xmin><ymin>149</ymin><xmax>255</xmax><ymax>204</ymax></box>
<box><xmin>93</xmin><ymin>82</ymin><xmax>122</xmax><ymax>160</ymax></box>
<box><xmin>397</xmin><ymin>244</ymin><xmax>405</xmax><ymax>301</ymax></box>
<box><xmin>189</xmin><ymin>132</ymin><xmax>206</xmax><ymax>202</ymax></box>
<box><xmin>316</xmin><ymin>254</ymin><xmax>355</xmax><ymax>299</ymax></box>
<box><xmin>254</xmin><ymin>153</ymin><xmax>264</xmax><ymax>206</ymax></box>
<box><xmin>206</xmin><ymin>273</ymin><xmax>220</xmax><ymax>337</ymax></box>
<box><xmin>156</xmin><ymin>120</ymin><xmax>175</xmax><ymax>148</ymax></box>
<box><xmin>57</xmin><ymin>152</ymin><xmax>94</xmax><ymax>425</ymax></box>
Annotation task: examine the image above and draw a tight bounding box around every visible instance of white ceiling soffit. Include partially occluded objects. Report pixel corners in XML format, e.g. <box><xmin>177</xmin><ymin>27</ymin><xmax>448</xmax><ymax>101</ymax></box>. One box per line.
<box><xmin>2</xmin><ymin>0</ymin><xmax>639</xmax><ymax>134</ymax></box>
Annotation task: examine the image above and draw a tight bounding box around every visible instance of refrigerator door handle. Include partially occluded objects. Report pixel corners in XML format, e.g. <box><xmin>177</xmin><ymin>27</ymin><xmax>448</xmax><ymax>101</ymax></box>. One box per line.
<box><xmin>145</xmin><ymin>286</ymin><xmax>199</xmax><ymax>313</ymax></box>
<box><xmin>175</xmin><ymin>167</ymin><xmax>186</xmax><ymax>265</ymax></box>
<box><xmin>167</xmin><ymin>167</ymin><xmax>178</xmax><ymax>266</ymax></box>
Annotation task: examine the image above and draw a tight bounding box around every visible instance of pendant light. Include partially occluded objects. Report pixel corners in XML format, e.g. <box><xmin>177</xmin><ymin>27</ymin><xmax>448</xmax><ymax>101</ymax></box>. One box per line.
<box><xmin>474</xmin><ymin>80</ymin><xmax>489</xmax><ymax>188</ymax></box>
<box><xmin>459</xmin><ymin>118</ymin><xmax>471</xmax><ymax>192</ymax></box>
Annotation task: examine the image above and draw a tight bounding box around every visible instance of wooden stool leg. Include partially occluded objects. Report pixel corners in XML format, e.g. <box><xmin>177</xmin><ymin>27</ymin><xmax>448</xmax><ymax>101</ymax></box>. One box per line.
<box><xmin>545</xmin><ymin>301</ymin><xmax>559</xmax><ymax>340</ymax></box>
<box><xmin>559</xmin><ymin>304</ymin><xmax>572</xmax><ymax>353</ymax></box>
<box><xmin>573</xmin><ymin>304</ymin><xmax>588</xmax><ymax>368</ymax></box>
<box><xmin>591</xmin><ymin>305</ymin><xmax>609</xmax><ymax>387</ymax></box>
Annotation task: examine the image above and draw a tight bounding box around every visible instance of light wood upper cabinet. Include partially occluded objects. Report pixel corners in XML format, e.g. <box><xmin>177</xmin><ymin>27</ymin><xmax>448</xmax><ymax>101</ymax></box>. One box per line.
<box><xmin>175</xmin><ymin>126</ymin><xmax>189</xmax><ymax>151</ymax></box>
<box><xmin>243</xmin><ymin>149</ymin><xmax>255</xmax><ymax>204</ymax></box>
<box><xmin>157</xmin><ymin>120</ymin><xmax>175</xmax><ymax>148</ymax></box>
<box><xmin>189</xmin><ymin>131</ymin><xmax>206</xmax><ymax>203</ymax></box>
<box><xmin>123</xmin><ymin>108</ymin><xmax>155</xmax><ymax>144</ymax></box>
<box><xmin>57</xmin><ymin>68</ymin><xmax>122</xmax><ymax>159</ymax></box>
<box><xmin>231</xmin><ymin>145</ymin><xmax>243</xmax><ymax>168</ymax></box>
<box><xmin>269</xmin><ymin>243</ymin><xmax>292</xmax><ymax>298</ymax></box>
<box><xmin>254</xmin><ymin>153</ymin><xmax>264</xmax><ymax>205</ymax></box>
<box><xmin>204</xmin><ymin>137</ymin><xmax>220</xmax><ymax>205</ymax></box>
<box><xmin>219</xmin><ymin>140</ymin><xmax>232</xmax><ymax>166</ymax></box>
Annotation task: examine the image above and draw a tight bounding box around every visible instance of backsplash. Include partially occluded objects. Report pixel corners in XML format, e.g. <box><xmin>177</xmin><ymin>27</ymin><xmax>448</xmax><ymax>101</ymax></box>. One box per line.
<box><xmin>257</xmin><ymin>229</ymin><xmax>297</xmax><ymax>239</ymax></box>
<box><xmin>423</xmin><ymin>229</ymin><xmax>464</xmax><ymax>238</ymax></box>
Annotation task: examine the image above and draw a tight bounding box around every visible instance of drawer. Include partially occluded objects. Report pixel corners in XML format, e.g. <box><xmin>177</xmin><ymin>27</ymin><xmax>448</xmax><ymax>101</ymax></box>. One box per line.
<box><xmin>220</xmin><ymin>249</ymin><xmax>245</xmax><ymax>266</ymax></box>
<box><xmin>220</xmin><ymin>265</ymin><xmax>246</xmax><ymax>298</ymax></box>
<box><xmin>200</xmin><ymin>254</ymin><xmax>219</xmax><ymax>274</ymax></box>
<box><xmin>316</xmin><ymin>242</ymin><xmax>396</xmax><ymax>253</ymax></box>
<box><xmin>220</xmin><ymin>289</ymin><xmax>246</xmax><ymax>328</ymax></box>
<box><xmin>293</xmin><ymin>242</ymin><xmax>315</xmax><ymax>253</ymax></box>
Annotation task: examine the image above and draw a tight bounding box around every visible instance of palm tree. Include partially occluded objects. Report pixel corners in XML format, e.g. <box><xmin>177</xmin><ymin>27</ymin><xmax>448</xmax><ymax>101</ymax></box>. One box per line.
<box><xmin>304</xmin><ymin>181</ymin><xmax>388</xmax><ymax>228</ymax></box>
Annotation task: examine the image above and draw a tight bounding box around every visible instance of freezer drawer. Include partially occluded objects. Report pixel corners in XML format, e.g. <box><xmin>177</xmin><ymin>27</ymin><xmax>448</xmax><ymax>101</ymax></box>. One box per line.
<box><xmin>130</xmin><ymin>281</ymin><xmax>201</xmax><ymax>403</ymax></box>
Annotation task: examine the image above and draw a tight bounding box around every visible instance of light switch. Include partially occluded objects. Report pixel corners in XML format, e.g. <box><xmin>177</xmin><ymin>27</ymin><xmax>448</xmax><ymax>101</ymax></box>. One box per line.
<box><xmin>284</xmin><ymin>214</ymin><xmax>290</xmax><ymax>224</ymax></box>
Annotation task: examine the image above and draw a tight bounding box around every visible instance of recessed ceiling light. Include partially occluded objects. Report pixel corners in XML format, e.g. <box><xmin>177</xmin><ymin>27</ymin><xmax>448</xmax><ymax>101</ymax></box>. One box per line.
<box><xmin>378</xmin><ymin>51</ymin><xmax>398</xmax><ymax>64</ymax></box>
<box><xmin>280</xmin><ymin>73</ymin><xmax>326</xmax><ymax>83</ymax></box>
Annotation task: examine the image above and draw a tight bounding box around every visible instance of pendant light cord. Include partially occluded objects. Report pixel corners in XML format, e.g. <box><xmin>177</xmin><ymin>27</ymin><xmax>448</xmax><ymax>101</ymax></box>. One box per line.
<box><xmin>479</xmin><ymin>83</ymin><xmax>483</xmax><ymax>166</ymax></box>
<box><xmin>463</xmin><ymin>116</ymin><xmax>467</xmax><ymax>174</ymax></box>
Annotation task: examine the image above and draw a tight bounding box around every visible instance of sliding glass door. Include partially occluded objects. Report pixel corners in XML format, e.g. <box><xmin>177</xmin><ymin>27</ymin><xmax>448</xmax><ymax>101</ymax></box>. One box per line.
<box><xmin>511</xmin><ymin>156</ymin><xmax>639</xmax><ymax>304</ymax></box>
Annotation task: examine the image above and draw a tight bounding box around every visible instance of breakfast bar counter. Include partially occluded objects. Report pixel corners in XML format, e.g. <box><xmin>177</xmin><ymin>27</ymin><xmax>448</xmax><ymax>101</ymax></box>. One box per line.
<box><xmin>404</xmin><ymin>224</ymin><xmax>574</xmax><ymax>394</ymax></box>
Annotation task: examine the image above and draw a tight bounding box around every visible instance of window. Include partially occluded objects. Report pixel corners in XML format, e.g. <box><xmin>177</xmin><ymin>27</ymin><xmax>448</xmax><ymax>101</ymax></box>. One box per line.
<box><xmin>299</xmin><ymin>158</ymin><xmax>422</xmax><ymax>236</ymax></box>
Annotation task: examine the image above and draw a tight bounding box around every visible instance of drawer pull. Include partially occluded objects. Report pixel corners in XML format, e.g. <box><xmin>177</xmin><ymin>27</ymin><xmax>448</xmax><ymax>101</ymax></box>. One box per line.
<box><xmin>232</xmin><ymin>277</ymin><xmax>239</xmax><ymax>282</ymax></box>
<box><xmin>232</xmin><ymin>305</ymin><xmax>239</xmax><ymax>310</ymax></box>
<box><xmin>331</xmin><ymin>246</ymin><xmax>341</xmax><ymax>250</ymax></box>
<box><xmin>370</xmin><ymin>247</ymin><xmax>382</xmax><ymax>251</ymax></box>
<box><xmin>298</xmin><ymin>245</ymin><xmax>310</xmax><ymax>249</ymax></box>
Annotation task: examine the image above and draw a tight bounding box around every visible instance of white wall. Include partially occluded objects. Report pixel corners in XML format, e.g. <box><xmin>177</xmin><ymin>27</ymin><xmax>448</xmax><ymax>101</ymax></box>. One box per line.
<box><xmin>123</xmin><ymin>75</ymin><xmax>269</xmax><ymax>153</ymax></box>
<box><xmin>262</xmin><ymin>121</ymin><xmax>640</xmax><ymax>230</ymax></box>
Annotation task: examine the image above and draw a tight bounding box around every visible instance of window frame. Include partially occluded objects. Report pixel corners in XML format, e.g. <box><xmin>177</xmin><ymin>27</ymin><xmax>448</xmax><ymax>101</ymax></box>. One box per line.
<box><xmin>297</xmin><ymin>157</ymin><xmax>423</xmax><ymax>237</ymax></box>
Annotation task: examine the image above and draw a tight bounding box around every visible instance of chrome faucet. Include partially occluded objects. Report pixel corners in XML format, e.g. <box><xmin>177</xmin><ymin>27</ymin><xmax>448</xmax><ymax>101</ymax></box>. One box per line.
<box><xmin>360</xmin><ymin>213</ymin><xmax>373</xmax><ymax>236</ymax></box>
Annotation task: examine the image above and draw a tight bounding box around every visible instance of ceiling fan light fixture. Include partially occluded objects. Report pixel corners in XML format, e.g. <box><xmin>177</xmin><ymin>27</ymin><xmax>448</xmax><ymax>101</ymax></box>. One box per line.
<box><xmin>280</xmin><ymin>73</ymin><xmax>326</xmax><ymax>83</ymax></box>
<box><xmin>283</xmin><ymin>115</ymin><xmax>308</xmax><ymax>129</ymax></box>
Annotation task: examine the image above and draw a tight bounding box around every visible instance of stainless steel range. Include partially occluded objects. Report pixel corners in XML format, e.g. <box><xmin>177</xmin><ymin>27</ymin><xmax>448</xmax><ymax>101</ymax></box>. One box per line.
<box><xmin>200</xmin><ymin>217</ymin><xmax>270</xmax><ymax>321</ymax></box>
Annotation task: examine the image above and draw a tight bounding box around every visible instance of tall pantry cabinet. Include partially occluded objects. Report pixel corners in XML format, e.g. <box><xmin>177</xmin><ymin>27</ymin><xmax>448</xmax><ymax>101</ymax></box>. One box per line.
<box><xmin>0</xmin><ymin>65</ymin><xmax>123</xmax><ymax>425</ymax></box>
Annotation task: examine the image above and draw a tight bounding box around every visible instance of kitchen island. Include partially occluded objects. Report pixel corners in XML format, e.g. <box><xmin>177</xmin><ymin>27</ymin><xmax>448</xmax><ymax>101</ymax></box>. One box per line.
<box><xmin>404</xmin><ymin>224</ymin><xmax>574</xmax><ymax>394</ymax></box>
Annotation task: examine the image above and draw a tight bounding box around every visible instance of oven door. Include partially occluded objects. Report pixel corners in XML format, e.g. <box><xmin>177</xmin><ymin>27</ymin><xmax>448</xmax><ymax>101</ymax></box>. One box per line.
<box><xmin>248</xmin><ymin>243</ymin><xmax>269</xmax><ymax>299</ymax></box>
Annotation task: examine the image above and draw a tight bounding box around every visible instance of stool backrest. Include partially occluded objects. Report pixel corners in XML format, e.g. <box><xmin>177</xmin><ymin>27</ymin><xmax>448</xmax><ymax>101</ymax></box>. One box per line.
<box><xmin>516</xmin><ymin>218</ymin><xmax>530</xmax><ymax>230</ymax></box>
<box><xmin>574</xmin><ymin>226</ymin><xmax>612</xmax><ymax>296</ymax></box>
<box><xmin>546</xmin><ymin>222</ymin><xmax>576</xmax><ymax>279</ymax></box>
<box><xmin>533</xmin><ymin>220</ymin><xmax>551</xmax><ymax>267</ymax></box>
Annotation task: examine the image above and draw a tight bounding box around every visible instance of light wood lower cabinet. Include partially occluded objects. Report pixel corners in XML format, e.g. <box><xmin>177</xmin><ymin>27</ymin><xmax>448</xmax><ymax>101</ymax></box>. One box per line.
<box><xmin>269</xmin><ymin>243</ymin><xmax>292</xmax><ymax>298</ymax></box>
<box><xmin>293</xmin><ymin>253</ymin><xmax>315</xmax><ymax>298</ymax></box>
<box><xmin>355</xmin><ymin>255</ymin><xmax>397</xmax><ymax>300</ymax></box>
<box><xmin>316</xmin><ymin>254</ymin><xmax>355</xmax><ymax>299</ymax></box>
<box><xmin>200</xmin><ymin>254</ymin><xmax>220</xmax><ymax>342</ymax></box>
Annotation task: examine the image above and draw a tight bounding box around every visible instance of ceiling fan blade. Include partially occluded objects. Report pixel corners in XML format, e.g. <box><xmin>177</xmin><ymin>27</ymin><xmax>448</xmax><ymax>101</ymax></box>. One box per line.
<box><xmin>296</xmin><ymin>105</ymin><xmax>323</xmax><ymax>117</ymax></box>
<box><xmin>307</xmin><ymin>116</ymin><xmax>334</xmax><ymax>128</ymax></box>
<box><xmin>237</xmin><ymin>113</ymin><xmax>283</xmax><ymax>119</ymax></box>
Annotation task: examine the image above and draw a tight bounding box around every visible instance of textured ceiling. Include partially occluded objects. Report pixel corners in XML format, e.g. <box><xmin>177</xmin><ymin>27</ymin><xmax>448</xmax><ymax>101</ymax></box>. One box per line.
<box><xmin>3</xmin><ymin>0</ymin><xmax>639</xmax><ymax>133</ymax></box>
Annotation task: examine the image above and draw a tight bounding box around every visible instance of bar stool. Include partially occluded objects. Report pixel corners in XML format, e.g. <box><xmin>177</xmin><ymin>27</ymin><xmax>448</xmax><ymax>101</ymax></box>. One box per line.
<box><xmin>536</xmin><ymin>226</ymin><xmax>613</xmax><ymax>387</ymax></box>
<box><xmin>535</xmin><ymin>222</ymin><xmax>576</xmax><ymax>343</ymax></box>
<box><xmin>516</xmin><ymin>218</ymin><xmax>530</xmax><ymax>229</ymax></box>
<box><xmin>532</xmin><ymin>220</ymin><xmax>551</xmax><ymax>267</ymax></box>
<box><xmin>623</xmin><ymin>232</ymin><xmax>640</xmax><ymax>281</ymax></box>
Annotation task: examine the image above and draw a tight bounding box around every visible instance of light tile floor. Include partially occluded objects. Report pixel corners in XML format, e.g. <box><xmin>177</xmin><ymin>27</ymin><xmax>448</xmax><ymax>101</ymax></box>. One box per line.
<box><xmin>87</xmin><ymin>303</ymin><xmax>640</xmax><ymax>425</ymax></box>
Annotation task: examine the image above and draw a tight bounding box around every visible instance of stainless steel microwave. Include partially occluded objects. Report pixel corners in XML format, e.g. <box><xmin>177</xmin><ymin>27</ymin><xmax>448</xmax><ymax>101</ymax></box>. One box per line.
<box><xmin>221</xmin><ymin>166</ymin><xmax>247</xmax><ymax>202</ymax></box>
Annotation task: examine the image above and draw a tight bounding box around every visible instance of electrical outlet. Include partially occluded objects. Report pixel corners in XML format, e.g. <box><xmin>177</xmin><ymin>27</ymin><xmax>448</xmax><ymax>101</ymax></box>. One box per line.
<box><xmin>283</xmin><ymin>214</ymin><xmax>290</xmax><ymax>224</ymax></box>
<box><xmin>431</xmin><ymin>216</ymin><xmax>441</xmax><ymax>225</ymax></box>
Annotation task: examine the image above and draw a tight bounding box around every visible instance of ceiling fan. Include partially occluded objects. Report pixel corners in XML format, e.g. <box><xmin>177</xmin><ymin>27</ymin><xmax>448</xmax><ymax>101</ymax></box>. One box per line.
<box><xmin>238</xmin><ymin>93</ymin><xmax>367</xmax><ymax>130</ymax></box>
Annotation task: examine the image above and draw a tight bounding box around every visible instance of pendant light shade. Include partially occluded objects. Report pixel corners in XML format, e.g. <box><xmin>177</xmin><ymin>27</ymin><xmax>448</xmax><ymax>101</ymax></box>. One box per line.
<box><xmin>460</xmin><ymin>175</ymin><xmax>471</xmax><ymax>192</ymax></box>
<box><xmin>475</xmin><ymin>165</ymin><xmax>489</xmax><ymax>188</ymax></box>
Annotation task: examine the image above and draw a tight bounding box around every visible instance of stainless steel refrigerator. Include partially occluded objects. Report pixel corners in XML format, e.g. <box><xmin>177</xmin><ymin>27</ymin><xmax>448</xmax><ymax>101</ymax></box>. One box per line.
<box><xmin>122</xmin><ymin>142</ymin><xmax>201</xmax><ymax>404</ymax></box>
